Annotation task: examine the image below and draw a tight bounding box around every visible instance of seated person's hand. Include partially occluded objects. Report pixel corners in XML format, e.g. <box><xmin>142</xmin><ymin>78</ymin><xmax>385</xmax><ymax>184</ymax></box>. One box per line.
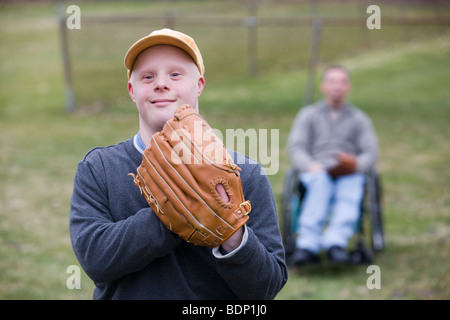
<box><xmin>327</xmin><ymin>152</ymin><xmax>357</xmax><ymax>177</ymax></box>
<box><xmin>307</xmin><ymin>161</ymin><xmax>325</xmax><ymax>172</ymax></box>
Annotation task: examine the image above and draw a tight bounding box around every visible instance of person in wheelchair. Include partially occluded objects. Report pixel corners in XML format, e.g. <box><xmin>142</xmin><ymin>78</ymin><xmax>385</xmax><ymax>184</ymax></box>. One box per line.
<box><xmin>287</xmin><ymin>65</ymin><xmax>379</xmax><ymax>265</ymax></box>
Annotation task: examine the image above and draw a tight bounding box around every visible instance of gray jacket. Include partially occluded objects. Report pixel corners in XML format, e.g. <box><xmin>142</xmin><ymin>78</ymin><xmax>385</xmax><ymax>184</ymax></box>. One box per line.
<box><xmin>287</xmin><ymin>100</ymin><xmax>378</xmax><ymax>173</ymax></box>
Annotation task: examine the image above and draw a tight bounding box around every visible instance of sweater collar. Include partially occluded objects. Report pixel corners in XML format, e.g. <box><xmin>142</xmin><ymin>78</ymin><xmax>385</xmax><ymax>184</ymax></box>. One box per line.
<box><xmin>322</xmin><ymin>99</ymin><xmax>350</xmax><ymax>111</ymax></box>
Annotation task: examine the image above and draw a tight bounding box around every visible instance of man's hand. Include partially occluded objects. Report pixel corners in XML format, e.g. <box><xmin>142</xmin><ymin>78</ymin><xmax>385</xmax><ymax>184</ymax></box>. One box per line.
<box><xmin>328</xmin><ymin>152</ymin><xmax>357</xmax><ymax>177</ymax></box>
<box><xmin>307</xmin><ymin>161</ymin><xmax>325</xmax><ymax>172</ymax></box>
<box><xmin>221</xmin><ymin>227</ymin><xmax>244</xmax><ymax>253</ymax></box>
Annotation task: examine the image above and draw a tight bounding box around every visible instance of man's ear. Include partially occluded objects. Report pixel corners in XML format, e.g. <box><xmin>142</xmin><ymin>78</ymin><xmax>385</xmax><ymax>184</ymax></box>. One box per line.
<box><xmin>127</xmin><ymin>81</ymin><xmax>136</xmax><ymax>102</ymax></box>
<box><xmin>319</xmin><ymin>82</ymin><xmax>326</xmax><ymax>95</ymax></box>
<box><xmin>197</xmin><ymin>76</ymin><xmax>205</xmax><ymax>98</ymax></box>
<box><xmin>346</xmin><ymin>83</ymin><xmax>353</xmax><ymax>94</ymax></box>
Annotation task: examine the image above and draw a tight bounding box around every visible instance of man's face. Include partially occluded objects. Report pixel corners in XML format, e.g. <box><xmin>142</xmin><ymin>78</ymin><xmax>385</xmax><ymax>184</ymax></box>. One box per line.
<box><xmin>128</xmin><ymin>45</ymin><xmax>205</xmax><ymax>135</ymax></box>
<box><xmin>320</xmin><ymin>68</ymin><xmax>352</xmax><ymax>107</ymax></box>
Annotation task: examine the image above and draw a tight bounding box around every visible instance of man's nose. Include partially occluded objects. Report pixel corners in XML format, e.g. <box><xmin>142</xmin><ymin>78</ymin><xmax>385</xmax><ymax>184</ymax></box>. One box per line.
<box><xmin>154</xmin><ymin>76</ymin><xmax>169</xmax><ymax>91</ymax></box>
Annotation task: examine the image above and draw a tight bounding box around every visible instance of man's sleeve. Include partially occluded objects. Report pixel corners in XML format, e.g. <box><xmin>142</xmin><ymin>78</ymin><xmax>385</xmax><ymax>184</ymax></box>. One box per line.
<box><xmin>355</xmin><ymin>112</ymin><xmax>379</xmax><ymax>173</ymax></box>
<box><xmin>287</xmin><ymin>108</ymin><xmax>314</xmax><ymax>172</ymax></box>
<box><xmin>69</xmin><ymin>159</ymin><xmax>182</xmax><ymax>284</ymax></box>
<box><xmin>213</xmin><ymin>164</ymin><xmax>288</xmax><ymax>300</ymax></box>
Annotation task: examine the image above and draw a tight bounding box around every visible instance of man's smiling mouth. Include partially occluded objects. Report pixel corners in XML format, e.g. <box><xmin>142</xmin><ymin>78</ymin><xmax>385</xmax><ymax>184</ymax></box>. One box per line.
<box><xmin>149</xmin><ymin>99</ymin><xmax>179</xmax><ymax>108</ymax></box>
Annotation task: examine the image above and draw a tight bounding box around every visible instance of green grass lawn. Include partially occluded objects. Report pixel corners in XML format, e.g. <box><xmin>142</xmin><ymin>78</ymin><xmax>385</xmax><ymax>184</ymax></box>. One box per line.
<box><xmin>0</xmin><ymin>1</ymin><xmax>449</xmax><ymax>300</ymax></box>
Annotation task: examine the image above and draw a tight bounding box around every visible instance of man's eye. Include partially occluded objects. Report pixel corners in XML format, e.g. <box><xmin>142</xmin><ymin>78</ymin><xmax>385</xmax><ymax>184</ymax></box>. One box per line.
<box><xmin>171</xmin><ymin>72</ymin><xmax>181</xmax><ymax>77</ymax></box>
<box><xmin>144</xmin><ymin>75</ymin><xmax>153</xmax><ymax>80</ymax></box>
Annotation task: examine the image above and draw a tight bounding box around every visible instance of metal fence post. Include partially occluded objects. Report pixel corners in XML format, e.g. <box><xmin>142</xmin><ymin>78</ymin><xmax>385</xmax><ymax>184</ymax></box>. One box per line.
<box><xmin>164</xmin><ymin>9</ymin><xmax>175</xmax><ymax>29</ymax></box>
<box><xmin>56</xmin><ymin>2</ymin><xmax>76</xmax><ymax>114</ymax></box>
<box><xmin>302</xmin><ymin>18</ymin><xmax>322</xmax><ymax>107</ymax></box>
<box><xmin>246</xmin><ymin>0</ymin><xmax>258</xmax><ymax>77</ymax></box>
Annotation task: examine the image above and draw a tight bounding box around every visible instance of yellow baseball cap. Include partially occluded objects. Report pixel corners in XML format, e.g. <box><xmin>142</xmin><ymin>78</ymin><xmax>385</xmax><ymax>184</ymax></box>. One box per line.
<box><xmin>124</xmin><ymin>28</ymin><xmax>204</xmax><ymax>79</ymax></box>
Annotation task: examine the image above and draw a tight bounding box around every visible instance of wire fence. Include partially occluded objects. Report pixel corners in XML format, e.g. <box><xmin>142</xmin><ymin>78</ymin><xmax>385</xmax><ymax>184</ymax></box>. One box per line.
<box><xmin>56</xmin><ymin>0</ymin><xmax>450</xmax><ymax>113</ymax></box>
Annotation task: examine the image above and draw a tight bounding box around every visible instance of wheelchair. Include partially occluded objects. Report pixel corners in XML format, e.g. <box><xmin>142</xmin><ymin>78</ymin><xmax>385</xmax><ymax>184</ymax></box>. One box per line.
<box><xmin>281</xmin><ymin>166</ymin><xmax>384</xmax><ymax>265</ymax></box>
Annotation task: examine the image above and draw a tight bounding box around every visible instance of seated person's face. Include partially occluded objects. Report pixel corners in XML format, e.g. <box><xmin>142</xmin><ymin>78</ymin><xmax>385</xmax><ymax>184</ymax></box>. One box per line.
<box><xmin>320</xmin><ymin>68</ymin><xmax>352</xmax><ymax>106</ymax></box>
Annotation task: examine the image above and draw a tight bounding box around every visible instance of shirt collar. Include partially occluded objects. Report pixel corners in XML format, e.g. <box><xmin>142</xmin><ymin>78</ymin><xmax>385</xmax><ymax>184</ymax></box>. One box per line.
<box><xmin>133</xmin><ymin>131</ymin><xmax>146</xmax><ymax>154</ymax></box>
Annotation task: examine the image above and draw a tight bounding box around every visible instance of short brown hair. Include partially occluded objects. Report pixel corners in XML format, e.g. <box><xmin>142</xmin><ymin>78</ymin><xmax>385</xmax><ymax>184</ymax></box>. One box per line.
<box><xmin>321</xmin><ymin>64</ymin><xmax>350</xmax><ymax>82</ymax></box>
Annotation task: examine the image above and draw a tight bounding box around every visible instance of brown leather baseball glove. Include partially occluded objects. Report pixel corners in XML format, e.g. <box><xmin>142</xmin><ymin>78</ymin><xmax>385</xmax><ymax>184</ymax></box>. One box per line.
<box><xmin>327</xmin><ymin>152</ymin><xmax>357</xmax><ymax>178</ymax></box>
<box><xmin>129</xmin><ymin>105</ymin><xmax>251</xmax><ymax>247</ymax></box>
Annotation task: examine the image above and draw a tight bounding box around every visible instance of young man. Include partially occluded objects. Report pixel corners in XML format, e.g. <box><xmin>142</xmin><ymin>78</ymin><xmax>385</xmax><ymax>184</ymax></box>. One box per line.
<box><xmin>287</xmin><ymin>65</ymin><xmax>378</xmax><ymax>264</ymax></box>
<box><xmin>69</xmin><ymin>29</ymin><xmax>287</xmax><ymax>299</ymax></box>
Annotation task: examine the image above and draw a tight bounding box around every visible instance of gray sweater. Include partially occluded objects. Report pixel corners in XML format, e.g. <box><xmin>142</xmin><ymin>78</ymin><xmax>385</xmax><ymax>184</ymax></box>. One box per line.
<box><xmin>69</xmin><ymin>137</ymin><xmax>287</xmax><ymax>300</ymax></box>
<box><xmin>287</xmin><ymin>100</ymin><xmax>378</xmax><ymax>173</ymax></box>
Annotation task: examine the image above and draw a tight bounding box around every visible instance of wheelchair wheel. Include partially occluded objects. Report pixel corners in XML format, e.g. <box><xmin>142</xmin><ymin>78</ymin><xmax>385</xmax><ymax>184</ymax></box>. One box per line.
<box><xmin>281</xmin><ymin>166</ymin><xmax>385</xmax><ymax>264</ymax></box>
<box><xmin>281</xmin><ymin>167</ymin><xmax>303</xmax><ymax>258</ymax></box>
<box><xmin>368</xmin><ymin>171</ymin><xmax>384</xmax><ymax>251</ymax></box>
<box><xmin>359</xmin><ymin>169</ymin><xmax>385</xmax><ymax>252</ymax></box>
